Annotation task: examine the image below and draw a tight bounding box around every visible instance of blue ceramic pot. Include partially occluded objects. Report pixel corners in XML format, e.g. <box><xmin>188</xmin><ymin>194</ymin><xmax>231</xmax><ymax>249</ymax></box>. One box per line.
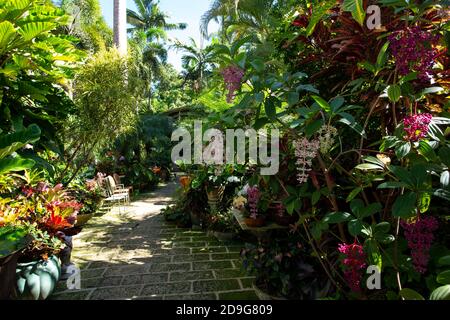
<box><xmin>14</xmin><ymin>255</ymin><xmax>61</xmax><ymax>300</ymax></box>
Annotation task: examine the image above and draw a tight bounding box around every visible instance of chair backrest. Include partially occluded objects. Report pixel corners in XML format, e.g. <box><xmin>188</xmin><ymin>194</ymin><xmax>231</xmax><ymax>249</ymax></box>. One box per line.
<box><xmin>113</xmin><ymin>173</ymin><xmax>121</xmax><ymax>185</ymax></box>
<box><xmin>104</xmin><ymin>176</ymin><xmax>116</xmax><ymax>197</ymax></box>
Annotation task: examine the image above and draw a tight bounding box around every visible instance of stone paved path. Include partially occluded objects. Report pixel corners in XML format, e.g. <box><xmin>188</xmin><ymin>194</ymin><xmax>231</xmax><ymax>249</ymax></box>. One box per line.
<box><xmin>52</xmin><ymin>182</ymin><xmax>258</xmax><ymax>300</ymax></box>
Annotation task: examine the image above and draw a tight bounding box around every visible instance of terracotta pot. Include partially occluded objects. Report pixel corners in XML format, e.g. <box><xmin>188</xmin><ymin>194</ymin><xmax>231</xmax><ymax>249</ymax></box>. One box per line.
<box><xmin>179</xmin><ymin>175</ymin><xmax>191</xmax><ymax>188</ymax></box>
<box><xmin>244</xmin><ymin>217</ymin><xmax>266</xmax><ymax>228</ymax></box>
<box><xmin>0</xmin><ymin>251</ymin><xmax>21</xmax><ymax>300</ymax></box>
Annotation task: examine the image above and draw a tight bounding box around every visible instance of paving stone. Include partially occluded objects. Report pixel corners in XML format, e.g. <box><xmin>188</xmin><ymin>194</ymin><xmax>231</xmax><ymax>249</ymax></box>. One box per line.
<box><xmin>142</xmin><ymin>282</ymin><xmax>191</xmax><ymax>295</ymax></box>
<box><xmin>148</xmin><ymin>262</ymin><xmax>191</xmax><ymax>272</ymax></box>
<box><xmin>82</xmin><ymin>276</ymin><xmax>123</xmax><ymax>288</ymax></box>
<box><xmin>227</xmin><ymin>246</ymin><xmax>244</xmax><ymax>253</ymax></box>
<box><xmin>121</xmin><ymin>273</ymin><xmax>169</xmax><ymax>285</ymax></box>
<box><xmin>169</xmin><ymin>271</ymin><xmax>214</xmax><ymax>282</ymax></box>
<box><xmin>152</xmin><ymin>248</ymin><xmax>191</xmax><ymax>255</ymax></box>
<box><xmin>172</xmin><ymin>254</ymin><xmax>210</xmax><ymax>262</ymax></box>
<box><xmin>104</xmin><ymin>265</ymin><xmax>148</xmax><ymax>276</ymax></box>
<box><xmin>218</xmin><ymin>290</ymin><xmax>259</xmax><ymax>300</ymax></box>
<box><xmin>214</xmin><ymin>269</ymin><xmax>248</xmax><ymax>279</ymax></box>
<box><xmin>193</xmin><ymin>260</ymin><xmax>233</xmax><ymax>271</ymax></box>
<box><xmin>239</xmin><ymin>277</ymin><xmax>256</xmax><ymax>289</ymax></box>
<box><xmin>173</xmin><ymin>241</ymin><xmax>207</xmax><ymax>248</ymax></box>
<box><xmin>192</xmin><ymin>246</ymin><xmax>227</xmax><ymax>254</ymax></box>
<box><xmin>193</xmin><ymin>279</ymin><xmax>241</xmax><ymax>293</ymax></box>
<box><xmin>51</xmin><ymin>289</ymin><xmax>93</xmax><ymax>300</ymax></box>
<box><xmin>211</xmin><ymin>253</ymin><xmax>239</xmax><ymax>260</ymax></box>
<box><xmin>164</xmin><ymin>293</ymin><xmax>217</xmax><ymax>300</ymax></box>
<box><xmin>90</xmin><ymin>285</ymin><xmax>142</xmax><ymax>300</ymax></box>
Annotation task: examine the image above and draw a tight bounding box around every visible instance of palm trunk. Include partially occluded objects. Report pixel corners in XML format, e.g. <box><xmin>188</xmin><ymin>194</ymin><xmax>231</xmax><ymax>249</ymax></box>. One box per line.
<box><xmin>114</xmin><ymin>0</ymin><xmax>127</xmax><ymax>56</ymax></box>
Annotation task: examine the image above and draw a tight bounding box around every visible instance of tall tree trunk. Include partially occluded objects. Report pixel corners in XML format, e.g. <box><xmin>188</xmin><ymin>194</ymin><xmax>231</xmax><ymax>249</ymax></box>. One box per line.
<box><xmin>114</xmin><ymin>0</ymin><xmax>127</xmax><ymax>56</ymax></box>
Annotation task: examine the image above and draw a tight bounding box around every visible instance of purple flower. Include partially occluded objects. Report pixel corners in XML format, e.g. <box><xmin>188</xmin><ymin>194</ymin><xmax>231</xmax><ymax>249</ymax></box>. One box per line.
<box><xmin>401</xmin><ymin>216</ymin><xmax>438</xmax><ymax>274</ymax></box>
<box><xmin>403</xmin><ymin>113</ymin><xmax>433</xmax><ymax>142</ymax></box>
<box><xmin>247</xmin><ymin>186</ymin><xmax>260</xmax><ymax>219</ymax></box>
<box><xmin>220</xmin><ymin>65</ymin><xmax>245</xmax><ymax>103</ymax></box>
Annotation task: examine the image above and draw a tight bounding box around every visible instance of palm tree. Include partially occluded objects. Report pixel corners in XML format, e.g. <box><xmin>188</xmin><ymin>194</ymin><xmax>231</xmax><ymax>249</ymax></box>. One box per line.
<box><xmin>200</xmin><ymin>0</ymin><xmax>275</xmax><ymax>41</ymax></box>
<box><xmin>114</xmin><ymin>0</ymin><xmax>127</xmax><ymax>55</ymax></box>
<box><xmin>127</xmin><ymin>0</ymin><xmax>187</xmax><ymax>41</ymax></box>
<box><xmin>172</xmin><ymin>38</ymin><xmax>216</xmax><ymax>92</ymax></box>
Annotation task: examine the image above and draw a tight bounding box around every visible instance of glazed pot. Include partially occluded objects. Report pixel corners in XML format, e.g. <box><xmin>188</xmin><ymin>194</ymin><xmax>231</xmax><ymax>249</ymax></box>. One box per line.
<box><xmin>206</xmin><ymin>186</ymin><xmax>224</xmax><ymax>214</ymax></box>
<box><xmin>14</xmin><ymin>255</ymin><xmax>61</xmax><ymax>300</ymax></box>
<box><xmin>244</xmin><ymin>217</ymin><xmax>266</xmax><ymax>228</ymax></box>
<box><xmin>0</xmin><ymin>251</ymin><xmax>21</xmax><ymax>300</ymax></box>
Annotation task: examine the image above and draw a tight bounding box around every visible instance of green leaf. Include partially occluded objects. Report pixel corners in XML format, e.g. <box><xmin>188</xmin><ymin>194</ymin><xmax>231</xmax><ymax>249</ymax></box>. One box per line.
<box><xmin>430</xmin><ymin>285</ymin><xmax>450</xmax><ymax>300</ymax></box>
<box><xmin>305</xmin><ymin>0</ymin><xmax>335</xmax><ymax>36</ymax></box>
<box><xmin>0</xmin><ymin>124</ymin><xmax>41</xmax><ymax>159</ymax></box>
<box><xmin>360</xmin><ymin>202</ymin><xmax>382</xmax><ymax>218</ymax></box>
<box><xmin>312</xmin><ymin>190</ymin><xmax>321</xmax><ymax>206</ymax></box>
<box><xmin>311</xmin><ymin>95</ymin><xmax>331</xmax><ymax>112</ymax></box>
<box><xmin>438</xmin><ymin>256</ymin><xmax>450</xmax><ymax>266</ymax></box>
<box><xmin>365</xmin><ymin>239</ymin><xmax>382</xmax><ymax>270</ymax></box>
<box><xmin>358</xmin><ymin>61</ymin><xmax>376</xmax><ymax>74</ymax></box>
<box><xmin>346</xmin><ymin>187</ymin><xmax>363</xmax><ymax>202</ymax></box>
<box><xmin>399</xmin><ymin>288</ymin><xmax>425</xmax><ymax>300</ymax></box>
<box><xmin>19</xmin><ymin>22</ymin><xmax>55</xmax><ymax>42</ymax></box>
<box><xmin>348</xmin><ymin>219</ymin><xmax>364</xmax><ymax>237</ymax></box>
<box><xmin>0</xmin><ymin>157</ymin><xmax>35</xmax><ymax>175</ymax></box>
<box><xmin>374</xmin><ymin>222</ymin><xmax>391</xmax><ymax>234</ymax></box>
<box><xmin>395</xmin><ymin>141</ymin><xmax>411</xmax><ymax>159</ymax></box>
<box><xmin>387</xmin><ymin>84</ymin><xmax>401</xmax><ymax>102</ymax></box>
<box><xmin>392</xmin><ymin>192</ymin><xmax>417</xmax><ymax>218</ymax></box>
<box><xmin>250</xmin><ymin>59</ymin><xmax>265</xmax><ymax>73</ymax></box>
<box><xmin>305</xmin><ymin>119</ymin><xmax>324</xmax><ymax>138</ymax></box>
<box><xmin>297</xmin><ymin>84</ymin><xmax>319</xmax><ymax>94</ymax></box>
<box><xmin>355</xmin><ymin>163</ymin><xmax>383</xmax><ymax>171</ymax></box>
<box><xmin>418</xmin><ymin>140</ymin><xmax>437</xmax><ymax>161</ymax></box>
<box><xmin>323</xmin><ymin>211</ymin><xmax>352</xmax><ymax>224</ymax></box>
<box><xmin>376</xmin><ymin>42</ymin><xmax>390</xmax><ymax>71</ymax></box>
<box><xmin>437</xmin><ymin>271</ymin><xmax>450</xmax><ymax>285</ymax></box>
<box><xmin>438</xmin><ymin>147</ymin><xmax>450</xmax><ymax>167</ymax></box>
<box><xmin>264</xmin><ymin>97</ymin><xmax>276</xmax><ymax>119</ymax></box>
<box><xmin>287</xmin><ymin>92</ymin><xmax>299</xmax><ymax>106</ymax></box>
<box><xmin>0</xmin><ymin>21</ymin><xmax>16</xmax><ymax>55</ymax></box>
<box><xmin>343</xmin><ymin>0</ymin><xmax>366</xmax><ymax>26</ymax></box>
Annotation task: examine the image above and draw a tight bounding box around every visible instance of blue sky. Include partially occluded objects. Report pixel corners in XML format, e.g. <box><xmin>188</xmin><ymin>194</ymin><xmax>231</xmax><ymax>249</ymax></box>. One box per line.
<box><xmin>99</xmin><ymin>0</ymin><xmax>218</xmax><ymax>71</ymax></box>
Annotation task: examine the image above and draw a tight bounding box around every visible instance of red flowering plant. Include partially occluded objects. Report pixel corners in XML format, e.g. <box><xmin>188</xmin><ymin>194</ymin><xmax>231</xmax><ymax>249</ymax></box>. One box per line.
<box><xmin>1</xmin><ymin>178</ymin><xmax>83</xmax><ymax>261</ymax></box>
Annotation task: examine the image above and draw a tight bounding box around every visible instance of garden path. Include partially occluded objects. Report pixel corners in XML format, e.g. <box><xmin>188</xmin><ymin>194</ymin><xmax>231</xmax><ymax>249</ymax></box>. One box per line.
<box><xmin>51</xmin><ymin>182</ymin><xmax>258</xmax><ymax>300</ymax></box>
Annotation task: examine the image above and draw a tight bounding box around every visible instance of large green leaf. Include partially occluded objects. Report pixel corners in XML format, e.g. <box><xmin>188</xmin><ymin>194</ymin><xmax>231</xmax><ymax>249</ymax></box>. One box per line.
<box><xmin>342</xmin><ymin>0</ymin><xmax>366</xmax><ymax>26</ymax></box>
<box><xmin>0</xmin><ymin>156</ymin><xmax>35</xmax><ymax>174</ymax></box>
<box><xmin>0</xmin><ymin>20</ymin><xmax>16</xmax><ymax>55</ymax></box>
<box><xmin>430</xmin><ymin>285</ymin><xmax>450</xmax><ymax>300</ymax></box>
<box><xmin>437</xmin><ymin>271</ymin><xmax>450</xmax><ymax>285</ymax></box>
<box><xmin>392</xmin><ymin>192</ymin><xmax>417</xmax><ymax>218</ymax></box>
<box><xmin>399</xmin><ymin>288</ymin><xmax>425</xmax><ymax>300</ymax></box>
<box><xmin>323</xmin><ymin>211</ymin><xmax>352</xmax><ymax>224</ymax></box>
<box><xmin>311</xmin><ymin>95</ymin><xmax>331</xmax><ymax>112</ymax></box>
<box><xmin>18</xmin><ymin>21</ymin><xmax>55</xmax><ymax>42</ymax></box>
<box><xmin>0</xmin><ymin>124</ymin><xmax>41</xmax><ymax>159</ymax></box>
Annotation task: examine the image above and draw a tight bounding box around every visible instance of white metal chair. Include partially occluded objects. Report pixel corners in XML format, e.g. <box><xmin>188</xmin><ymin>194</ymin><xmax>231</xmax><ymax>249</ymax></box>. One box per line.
<box><xmin>106</xmin><ymin>176</ymin><xmax>130</xmax><ymax>204</ymax></box>
<box><xmin>103</xmin><ymin>176</ymin><xmax>129</xmax><ymax>213</ymax></box>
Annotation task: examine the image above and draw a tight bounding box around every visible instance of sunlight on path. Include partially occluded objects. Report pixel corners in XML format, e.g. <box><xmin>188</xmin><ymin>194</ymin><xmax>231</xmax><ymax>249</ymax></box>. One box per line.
<box><xmin>51</xmin><ymin>182</ymin><xmax>258</xmax><ymax>300</ymax></box>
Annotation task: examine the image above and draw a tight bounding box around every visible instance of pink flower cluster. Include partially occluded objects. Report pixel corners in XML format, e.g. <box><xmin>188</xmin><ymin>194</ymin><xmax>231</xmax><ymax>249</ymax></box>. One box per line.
<box><xmin>293</xmin><ymin>138</ymin><xmax>320</xmax><ymax>184</ymax></box>
<box><xmin>338</xmin><ymin>242</ymin><xmax>367</xmax><ymax>292</ymax></box>
<box><xmin>220</xmin><ymin>65</ymin><xmax>245</xmax><ymax>103</ymax></box>
<box><xmin>401</xmin><ymin>216</ymin><xmax>438</xmax><ymax>274</ymax></box>
<box><xmin>388</xmin><ymin>26</ymin><xmax>440</xmax><ymax>83</ymax></box>
<box><xmin>247</xmin><ymin>186</ymin><xmax>260</xmax><ymax>219</ymax></box>
<box><xmin>403</xmin><ymin>113</ymin><xmax>433</xmax><ymax>142</ymax></box>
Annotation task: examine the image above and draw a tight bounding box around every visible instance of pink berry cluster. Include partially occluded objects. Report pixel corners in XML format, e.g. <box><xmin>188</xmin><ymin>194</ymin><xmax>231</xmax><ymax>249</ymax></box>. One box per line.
<box><xmin>338</xmin><ymin>242</ymin><xmax>367</xmax><ymax>292</ymax></box>
<box><xmin>401</xmin><ymin>216</ymin><xmax>438</xmax><ymax>274</ymax></box>
<box><xmin>293</xmin><ymin>138</ymin><xmax>320</xmax><ymax>184</ymax></box>
<box><xmin>403</xmin><ymin>113</ymin><xmax>433</xmax><ymax>142</ymax></box>
<box><xmin>388</xmin><ymin>26</ymin><xmax>440</xmax><ymax>83</ymax></box>
<box><xmin>220</xmin><ymin>65</ymin><xmax>245</xmax><ymax>103</ymax></box>
<box><xmin>247</xmin><ymin>186</ymin><xmax>260</xmax><ymax>219</ymax></box>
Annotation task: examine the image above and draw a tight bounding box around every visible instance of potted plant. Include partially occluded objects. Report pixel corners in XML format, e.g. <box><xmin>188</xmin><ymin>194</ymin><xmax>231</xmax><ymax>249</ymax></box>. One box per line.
<box><xmin>2</xmin><ymin>180</ymin><xmax>81</xmax><ymax>300</ymax></box>
<box><xmin>243</xmin><ymin>185</ymin><xmax>266</xmax><ymax>227</ymax></box>
<box><xmin>269</xmin><ymin>201</ymin><xmax>298</xmax><ymax>226</ymax></box>
<box><xmin>0</xmin><ymin>226</ymin><xmax>29</xmax><ymax>300</ymax></box>
<box><xmin>206</xmin><ymin>209</ymin><xmax>238</xmax><ymax>241</ymax></box>
<box><xmin>70</xmin><ymin>179</ymin><xmax>103</xmax><ymax>227</ymax></box>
